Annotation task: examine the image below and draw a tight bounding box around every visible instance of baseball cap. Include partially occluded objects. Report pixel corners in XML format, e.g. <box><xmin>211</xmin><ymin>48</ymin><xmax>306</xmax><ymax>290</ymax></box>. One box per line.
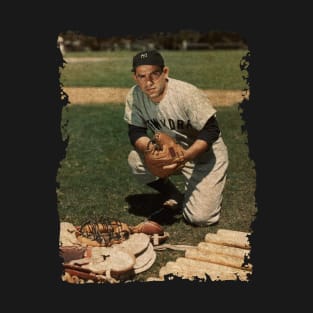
<box><xmin>131</xmin><ymin>50</ymin><xmax>165</xmax><ymax>72</ymax></box>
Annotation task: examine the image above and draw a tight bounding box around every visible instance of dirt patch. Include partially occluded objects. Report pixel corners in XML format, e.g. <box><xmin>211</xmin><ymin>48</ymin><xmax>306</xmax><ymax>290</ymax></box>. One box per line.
<box><xmin>64</xmin><ymin>57</ymin><xmax>114</xmax><ymax>63</ymax></box>
<box><xmin>63</xmin><ymin>87</ymin><xmax>249</xmax><ymax>107</ymax></box>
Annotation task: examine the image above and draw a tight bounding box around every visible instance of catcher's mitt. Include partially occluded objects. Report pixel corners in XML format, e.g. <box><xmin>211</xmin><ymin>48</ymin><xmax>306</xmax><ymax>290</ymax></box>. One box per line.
<box><xmin>144</xmin><ymin>132</ymin><xmax>186</xmax><ymax>178</ymax></box>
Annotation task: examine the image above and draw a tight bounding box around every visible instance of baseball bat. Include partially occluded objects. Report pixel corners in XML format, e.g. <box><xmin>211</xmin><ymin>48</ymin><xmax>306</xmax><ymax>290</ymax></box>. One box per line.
<box><xmin>185</xmin><ymin>248</ymin><xmax>252</xmax><ymax>271</ymax></box>
<box><xmin>197</xmin><ymin>241</ymin><xmax>250</xmax><ymax>259</ymax></box>
<box><xmin>204</xmin><ymin>231</ymin><xmax>250</xmax><ymax>249</ymax></box>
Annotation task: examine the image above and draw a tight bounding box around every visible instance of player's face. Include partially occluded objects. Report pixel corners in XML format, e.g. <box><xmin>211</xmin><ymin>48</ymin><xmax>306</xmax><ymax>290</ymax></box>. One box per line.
<box><xmin>134</xmin><ymin>65</ymin><xmax>169</xmax><ymax>102</ymax></box>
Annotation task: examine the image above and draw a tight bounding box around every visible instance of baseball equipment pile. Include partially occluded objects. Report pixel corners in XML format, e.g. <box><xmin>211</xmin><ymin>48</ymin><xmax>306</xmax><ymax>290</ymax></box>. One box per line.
<box><xmin>144</xmin><ymin>132</ymin><xmax>186</xmax><ymax>178</ymax></box>
<box><xmin>59</xmin><ymin>218</ymin><xmax>169</xmax><ymax>284</ymax></box>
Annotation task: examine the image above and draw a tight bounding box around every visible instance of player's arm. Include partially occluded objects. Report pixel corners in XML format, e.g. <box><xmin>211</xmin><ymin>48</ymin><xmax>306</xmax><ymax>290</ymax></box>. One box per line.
<box><xmin>184</xmin><ymin>115</ymin><xmax>220</xmax><ymax>161</ymax></box>
<box><xmin>128</xmin><ymin>124</ymin><xmax>151</xmax><ymax>153</ymax></box>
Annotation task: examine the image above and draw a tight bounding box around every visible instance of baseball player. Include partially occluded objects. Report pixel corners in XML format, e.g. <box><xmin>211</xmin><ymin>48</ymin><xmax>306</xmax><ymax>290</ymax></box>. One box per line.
<box><xmin>124</xmin><ymin>50</ymin><xmax>229</xmax><ymax>226</ymax></box>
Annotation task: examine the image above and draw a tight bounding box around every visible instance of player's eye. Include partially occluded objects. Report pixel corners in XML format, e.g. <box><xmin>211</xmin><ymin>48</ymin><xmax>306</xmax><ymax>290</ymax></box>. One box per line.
<box><xmin>136</xmin><ymin>74</ymin><xmax>146</xmax><ymax>81</ymax></box>
<box><xmin>150</xmin><ymin>71</ymin><xmax>162</xmax><ymax>80</ymax></box>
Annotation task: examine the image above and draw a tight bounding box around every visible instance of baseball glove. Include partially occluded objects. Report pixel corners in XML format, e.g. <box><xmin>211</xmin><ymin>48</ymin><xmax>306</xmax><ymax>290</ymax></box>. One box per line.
<box><xmin>144</xmin><ymin>132</ymin><xmax>186</xmax><ymax>178</ymax></box>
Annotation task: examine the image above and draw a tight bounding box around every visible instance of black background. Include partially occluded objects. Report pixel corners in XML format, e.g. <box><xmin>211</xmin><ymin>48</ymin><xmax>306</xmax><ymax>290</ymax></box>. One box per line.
<box><xmin>5</xmin><ymin>1</ymin><xmax>304</xmax><ymax>310</ymax></box>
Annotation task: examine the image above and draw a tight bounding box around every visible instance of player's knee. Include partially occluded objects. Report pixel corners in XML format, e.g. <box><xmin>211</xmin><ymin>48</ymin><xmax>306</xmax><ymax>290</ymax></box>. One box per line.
<box><xmin>128</xmin><ymin>151</ymin><xmax>137</xmax><ymax>170</ymax></box>
<box><xmin>127</xmin><ymin>150</ymin><xmax>156</xmax><ymax>184</ymax></box>
<box><xmin>183</xmin><ymin>210</ymin><xmax>220</xmax><ymax>227</ymax></box>
<box><xmin>127</xmin><ymin>150</ymin><xmax>145</xmax><ymax>173</ymax></box>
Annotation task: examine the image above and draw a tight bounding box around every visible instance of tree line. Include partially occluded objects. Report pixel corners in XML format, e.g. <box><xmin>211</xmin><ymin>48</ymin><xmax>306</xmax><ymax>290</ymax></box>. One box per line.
<box><xmin>58</xmin><ymin>30</ymin><xmax>248</xmax><ymax>52</ymax></box>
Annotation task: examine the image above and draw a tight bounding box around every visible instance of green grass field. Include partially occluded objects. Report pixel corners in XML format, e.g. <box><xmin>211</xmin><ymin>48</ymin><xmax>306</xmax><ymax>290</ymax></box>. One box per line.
<box><xmin>57</xmin><ymin>50</ymin><xmax>256</xmax><ymax>282</ymax></box>
<box><xmin>60</xmin><ymin>50</ymin><xmax>249</xmax><ymax>89</ymax></box>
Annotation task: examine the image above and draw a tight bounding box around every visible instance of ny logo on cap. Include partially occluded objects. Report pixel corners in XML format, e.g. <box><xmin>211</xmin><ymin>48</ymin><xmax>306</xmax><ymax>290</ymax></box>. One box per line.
<box><xmin>140</xmin><ymin>53</ymin><xmax>148</xmax><ymax>59</ymax></box>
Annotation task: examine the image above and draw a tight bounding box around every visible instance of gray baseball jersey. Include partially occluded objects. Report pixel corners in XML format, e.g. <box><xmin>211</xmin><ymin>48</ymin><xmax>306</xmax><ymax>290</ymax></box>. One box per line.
<box><xmin>124</xmin><ymin>77</ymin><xmax>217</xmax><ymax>149</ymax></box>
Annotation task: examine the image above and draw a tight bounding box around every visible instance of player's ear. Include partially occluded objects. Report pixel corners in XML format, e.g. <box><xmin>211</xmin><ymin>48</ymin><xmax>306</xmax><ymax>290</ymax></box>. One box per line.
<box><xmin>163</xmin><ymin>66</ymin><xmax>169</xmax><ymax>78</ymax></box>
